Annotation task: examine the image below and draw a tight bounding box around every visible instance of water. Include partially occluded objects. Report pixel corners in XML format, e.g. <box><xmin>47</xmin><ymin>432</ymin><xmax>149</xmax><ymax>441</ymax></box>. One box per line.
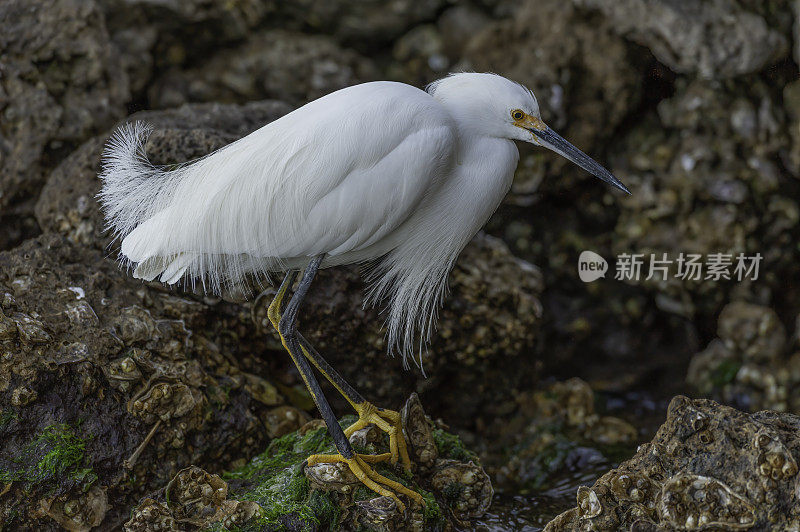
<box><xmin>471</xmin><ymin>390</ymin><xmax>669</xmax><ymax>530</ymax></box>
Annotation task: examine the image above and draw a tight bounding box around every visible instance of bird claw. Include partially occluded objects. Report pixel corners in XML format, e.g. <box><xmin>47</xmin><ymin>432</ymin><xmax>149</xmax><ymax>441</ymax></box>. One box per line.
<box><xmin>344</xmin><ymin>402</ymin><xmax>412</xmax><ymax>473</ymax></box>
<box><xmin>306</xmin><ymin>453</ymin><xmax>424</xmax><ymax>511</ymax></box>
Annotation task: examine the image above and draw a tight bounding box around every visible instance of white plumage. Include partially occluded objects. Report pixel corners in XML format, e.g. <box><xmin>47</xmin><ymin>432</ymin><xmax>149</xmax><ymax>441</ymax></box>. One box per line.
<box><xmin>98</xmin><ymin>72</ymin><xmax>628</xmax><ymax>365</ymax></box>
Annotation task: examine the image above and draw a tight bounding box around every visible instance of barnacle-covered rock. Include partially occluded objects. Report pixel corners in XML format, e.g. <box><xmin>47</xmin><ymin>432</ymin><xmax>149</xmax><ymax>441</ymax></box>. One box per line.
<box><xmin>430</xmin><ymin>459</ymin><xmax>493</xmax><ymax>520</ymax></box>
<box><xmin>123</xmin><ymin>498</ymin><xmax>175</xmax><ymax>532</ymax></box>
<box><xmin>401</xmin><ymin>393</ymin><xmax>438</xmax><ymax>469</ymax></box>
<box><xmin>0</xmin><ymin>235</ymin><xmax>284</xmax><ymax>530</ymax></box>
<box><xmin>149</xmin><ymin>30</ymin><xmax>378</xmax><ymax>109</ymax></box>
<box><xmin>574</xmin><ymin>0</ymin><xmax>787</xmax><ymax>79</ymax></box>
<box><xmin>545</xmin><ymin>396</ymin><xmax>800</xmax><ymax>530</ymax></box>
<box><xmin>610</xmin><ymin>77</ymin><xmax>799</xmax><ymax>320</ymax></box>
<box><xmin>495</xmin><ymin>378</ymin><xmax>637</xmax><ymax>491</ymax></box>
<box><xmin>124</xmin><ymin>479</ymin><xmax>265</xmax><ymax>532</ymax></box>
<box><xmin>688</xmin><ymin>301</ymin><xmax>800</xmax><ymax>413</ymax></box>
<box><xmin>127</xmin><ymin>395</ymin><xmax>489</xmax><ymax>530</ymax></box>
<box><xmin>38</xmin><ymin>486</ymin><xmax>109</xmax><ymax>532</ymax></box>
<box><xmin>164</xmin><ymin>466</ymin><xmax>228</xmax><ymax>525</ymax></box>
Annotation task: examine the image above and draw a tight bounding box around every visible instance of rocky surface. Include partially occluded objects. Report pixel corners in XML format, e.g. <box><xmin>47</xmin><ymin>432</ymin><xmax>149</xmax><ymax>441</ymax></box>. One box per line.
<box><xmin>492</xmin><ymin>379</ymin><xmax>637</xmax><ymax>493</ymax></box>
<box><xmin>574</xmin><ymin>0</ymin><xmax>788</xmax><ymax>79</ymax></box>
<box><xmin>0</xmin><ymin>233</ymin><xmax>538</xmax><ymax>529</ymax></box>
<box><xmin>546</xmin><ymin>396</ymin><xmax>800</xmax><ymax>531</ymax></box>
<box><xmin>125</xmin><ymin>394</ymin><xmax>491</xmax><ymax>531</ymax></box>
<box><xmin>610</xmin><ymin>77</ymin><xmax>799</xmax><ymax>321</ymax></box>
<box><xmin>148</xmin><ymin>30</ymin><xmax>378</xmax><ymax>109</ymax></box>
<box><xmin>0</xmin><ymin>234</ymin><xmax>297</xmax><ymax>530</ymax></box>
<box><xmin>688</xmin><ymin>301</ymin><xmax>800</xmax><ymax>414</ymax></box>
<box><xmin>0</xmin><ymin>0</ymin><xmax>130</xmax><ymax>249</ymax></box>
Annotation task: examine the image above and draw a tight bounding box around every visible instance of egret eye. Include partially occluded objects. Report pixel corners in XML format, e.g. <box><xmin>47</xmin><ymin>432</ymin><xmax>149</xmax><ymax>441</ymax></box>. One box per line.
<box><xmin>511</xmin><ymin>109</ymin><xmax>525</xmax><ymax>121</ymax></box>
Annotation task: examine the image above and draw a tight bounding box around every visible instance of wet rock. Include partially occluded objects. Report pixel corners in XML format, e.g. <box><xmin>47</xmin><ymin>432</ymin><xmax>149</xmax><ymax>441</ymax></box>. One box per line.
<box><xmin>0</xmin><ymin>0</ymin><xmax>129</xmax><ymax>223</ymax></box>
<box><xmin>123</xmin><ymin>498</ymin><xmax>175</xmax><ymax>532</ymax></box>
<box><xmin>0</xmin><ymin>235</ymin><xmax>283</xmax><ymax>530</ymax></box>
<box><xmin>164</xmin><ymin>466</ymin><xmax>228</xmax><ymax>525</ymax></box>
<box><xmin>573</xmin><ymin>0</ymin><xmax>788</xmax><ymax>79</ymax></box>
<box><xmin>688</xmin><ymin>301</ymin><xmax>800</xmax><ymax>413</ymax></box>
<box><xmin>494</xmin><ymin>378</ymin><xmax>637</xmax><ymax>491</ymax></box>
<box><xmin>38</xmin><ymin>485</ymin><xmax>109</xmax><ymax>532</ymax></box>
<box><xmin>545</xmin><ymin>396</ymin><xmax>800</xmax><ymax>530</ymax></box>
<box><xmin>35</xmin><ymin>100</ymin><xmax>293</xmax><ymax>250</ymax></box>
<box><xmin>149</xmin><ymin>30</ymin><xmax>378</xmax><ymax>109</ymax></box>
<box><xmin>127</xmin><ymin>394</ymin><xmax>490</xmax><ymax>530</ymax></box>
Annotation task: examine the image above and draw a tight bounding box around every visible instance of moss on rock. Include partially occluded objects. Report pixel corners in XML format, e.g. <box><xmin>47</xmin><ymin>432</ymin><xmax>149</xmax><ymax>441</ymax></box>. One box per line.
<box><xmin>126</xmin><ymin>396</ymin><xmax>492</xmax><ymax>531</ymax></box>
<box><xmin>0</xmin><ymin>422</ymin><xmax>95</xmax><ymax>489</ymax></box>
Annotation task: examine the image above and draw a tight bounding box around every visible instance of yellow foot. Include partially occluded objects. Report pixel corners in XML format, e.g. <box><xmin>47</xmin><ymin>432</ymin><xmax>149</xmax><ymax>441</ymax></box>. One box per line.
<box><xmin>345</xmin><ymin>402</ymin><xmax>412</xmax><ymax>473</ymax></box>
<box><xmin>307</xmin><ymin>453</ymin><xmax>424</xmax><ymax>511</ymax></box>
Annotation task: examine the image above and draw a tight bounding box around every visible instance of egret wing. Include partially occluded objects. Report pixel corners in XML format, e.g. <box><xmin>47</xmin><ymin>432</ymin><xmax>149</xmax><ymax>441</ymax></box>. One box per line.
<box><xmin>105</xmin><ymin>82</ymin><xmax>456</xmax><ymax>290</ymax></box>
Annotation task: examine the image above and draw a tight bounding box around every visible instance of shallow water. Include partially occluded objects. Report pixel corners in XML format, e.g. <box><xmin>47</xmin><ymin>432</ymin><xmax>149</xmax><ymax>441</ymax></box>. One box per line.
<box><xmin>473</xmin><ymin>390</ymin><xmax>669</xmax><ymax>530</ymax></box>
<box><xmin>474</xmin><ymin>447</ymin><xmax>612</xmax><ymax>530</ymax></box>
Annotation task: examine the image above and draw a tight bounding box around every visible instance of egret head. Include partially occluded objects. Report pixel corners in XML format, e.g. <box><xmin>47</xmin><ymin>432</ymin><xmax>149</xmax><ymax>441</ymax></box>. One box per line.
<box><xmin>429</xmin><ymin>72</ymin><xmax>630</xmax><ymax>194</ymax></box>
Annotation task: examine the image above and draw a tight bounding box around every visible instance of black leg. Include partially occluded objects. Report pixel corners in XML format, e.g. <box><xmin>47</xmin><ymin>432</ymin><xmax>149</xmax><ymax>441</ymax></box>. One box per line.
<box><xmin>296</xmin><ymin>333</ymin><xmax>367</xmax><ymax>406</ymax></box>
<box><xmin>278</xmin><ymin>256</ymin><xmax>355</xmax><ymax>459</ymax></box>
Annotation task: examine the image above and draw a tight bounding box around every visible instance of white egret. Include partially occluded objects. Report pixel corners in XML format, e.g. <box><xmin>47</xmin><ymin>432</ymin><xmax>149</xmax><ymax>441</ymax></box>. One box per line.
<box><xmin>98</xmin><ymin>72</ymin><xmax>629</xmax><ymax>509</ymax></box>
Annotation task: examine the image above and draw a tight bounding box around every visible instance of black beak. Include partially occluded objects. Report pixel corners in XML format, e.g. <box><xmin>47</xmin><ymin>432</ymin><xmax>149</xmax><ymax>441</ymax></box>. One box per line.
<box><xmin>528</xmin><ymin>126</ymin><xmax>631</xmax><ymax>195</ymax></box>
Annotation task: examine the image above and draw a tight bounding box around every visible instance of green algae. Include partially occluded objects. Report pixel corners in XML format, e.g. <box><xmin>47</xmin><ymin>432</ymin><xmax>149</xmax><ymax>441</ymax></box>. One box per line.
<box><xmin>0</xmin><ymin>409</ymin><xmax>19</xmax><ymax>430</ymax></box>
<box><xmin>431</xmin><ymin>427</ymin><xmax>477</xmax><ymax>462</ymax></box>
<box><xmin>0</xmin><ymin>423</ymin><xmax>96</xmax><ymax>490</ymax></box>
<box><xmin>216</xmin><ymin>416</ymin><xmax>448</xmax><ymax>531</ymax></box>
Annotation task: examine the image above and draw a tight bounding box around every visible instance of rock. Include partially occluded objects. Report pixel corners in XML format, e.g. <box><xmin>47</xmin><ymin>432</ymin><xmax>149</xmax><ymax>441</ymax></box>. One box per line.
<box><xmin>437</xmin><ymin>5</ymin><xmax>492</xmax><ymax>60</ymax></box>
<box><xmin>0</xmin><ymin>235</ymin><xmax>287</xmax><ymax>530</ymax></box>
<box><xmin>545</xmin><ymin>396</ymin><xmax>800</xmax><ymax>530</ymax></box>
<box><xmin>149</xmin><ymin>30</ymin><xmax>378</xmax><ymax>109</ymax></box>
<box><xmin>126</xmin><ymin>394</ymin><xmax>491</xmax><ymax>530</ymax></box>
<box><xmin>783</xmin><ymin>79</ymin><xmax>800</xmax><ymax>175</ymax></box>
<box><xmin>573</xmin><ymin>0</ymin><xmax>788</xmax><ymax>79</ymax></box>
<box><xmin>278</xmin><ymin>0</ymin><xmax>447</xmax><ymax>49</ymax></box>
<box><xmin>388</xmin><ymin>24</ymin><xmax>449</xmax><ymax>86</ymax></box>
<box><xmin>611</xmin><ymin>77</ymin><xmax>798</xmax><ymax>320</ymax></box>
<box><xmin>493</xmin><ymin>378</ymin><xmax>637</xmax><ymax>491</ymax></box>
<box><xmin>97</xmin><ymin>0</ymin><xmax>276</xmax><ymax>80</ymax></box>
<box><xmin>0</xmin><ymin>0</ymin><xmax>129</xmax><ymax>224</ymax></box>
<box><xmin>39</xmin><ymin>485</ymin><xmax>109</xmax><ymax>532</ymax></box>
<box><xmin>688</xmin><ymin>301</ymin><xmax>800</xmax><ymax>413</ymax></box>
<box><xmin>35</xmin><ymin>100</ymin><xmax>293</xmax><ymax>249</ymax></box>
